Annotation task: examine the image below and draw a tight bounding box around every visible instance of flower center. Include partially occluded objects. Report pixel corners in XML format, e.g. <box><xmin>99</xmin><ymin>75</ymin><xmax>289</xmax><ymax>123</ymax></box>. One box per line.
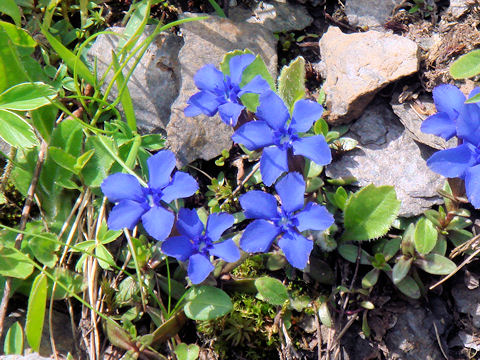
<box><xmin>274</xmin><ymin>209</ymin><xmax>299</xmax><ymax>233</ymax></box>
<box><xmin>195</xmin><ymin>235</ymin><xmax>213</xmax><ymax>255</ymax></box>
<box><xmin>221</xmin><ymin>76</ymin><xmax>241</xmax><ymax>103</ymax></box>
<box><xmin>274</xmin><ymin>127</ymin><xmax>298</xmax><ymax>150</ymax></box>
<box><xmin>144</xmin><ymin>187</ymin><xmax>163</xmax><ymax>207</ymax></box>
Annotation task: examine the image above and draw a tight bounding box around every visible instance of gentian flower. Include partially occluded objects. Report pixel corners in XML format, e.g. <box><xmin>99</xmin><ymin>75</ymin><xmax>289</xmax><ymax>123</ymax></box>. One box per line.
<box><xmin>161</xmin><ymin>209</ymin><xmax>240</xmax><ymax>284</ymax></box>
<box><xmin>101</xmin><ymin>150</ymin><xmax>198</xmax><ymax>241</ymax></box>
<box><xmin>232</xmin><ymin>90</ymin><xmax>332</xmax><ymax>186</ymax></box>
<box><xmin>184</xmin><ymin>53</ymin><xmax>270</xmax><ymax>126</ymax></box>
<box><xmin>239</xmin><ymin>172</ymin><xmax>334</xmax><ymax>269</ymax></box>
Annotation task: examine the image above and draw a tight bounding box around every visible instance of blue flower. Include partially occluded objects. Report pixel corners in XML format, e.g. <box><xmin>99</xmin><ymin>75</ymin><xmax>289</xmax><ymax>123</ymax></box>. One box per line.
<box><xmin>101</xmin><ymin>150</ymin><xmax>198</xmax><ymax>241</ymax></box>
<box><xmin>239</xmin><ymin>172</ymin><xmax>334</xmax><ymax>269</ymax></box>
<box><xmin>162</xmin><ymin>209</ymin><xmax>240</xmax><ymax>284</ymax></box>
<box><xmin>232</xmin><ymin>90</ymin><xmax>332</xmax><ymax>186</ymax></box>
<box><xmin>184</xmin><ymin>54</ymin><xmax>271</xmax><ymax>127</ymax></box>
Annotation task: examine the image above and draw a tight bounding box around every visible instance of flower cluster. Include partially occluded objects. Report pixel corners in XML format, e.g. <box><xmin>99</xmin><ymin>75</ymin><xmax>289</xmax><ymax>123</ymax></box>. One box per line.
<box><xmin>421</xmin><ymin>84</ymin><xmax>480</xmax><ymax>208</ymax></box>
<box><xmin>103</xmin><ymin>53</ymin><xmax>335</xmax><ymax>284</ymax></box>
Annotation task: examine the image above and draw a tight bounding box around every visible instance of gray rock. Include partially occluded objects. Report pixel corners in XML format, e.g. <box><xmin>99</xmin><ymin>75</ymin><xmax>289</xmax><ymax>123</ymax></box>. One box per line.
<box><xmin>318</xmin><ymin>27</ymin><xmax>419</xmax><ymax>124</ymax></box>
<box><xmin>0</xmin><ymin>355</ymin><xmax>52</xmax><ymax>360</ymax></box>
<box><xmin>87</xmin><ymin>26</ymin><xmax>183</xmax><ymax>133</ymax></box>
<box><xmin>345</xmin><ymin>0</ymin><xmax>403</xmax><ymax>29</ymax></box>
<box><xmin>390</xmin><ymin>93</ymin><xmax>457</xmax><ymax>150</ymax></box>
<box><xmin>166</xmin><ymin>14</ymin><xmax>277</xmax><ymax>166</ymax></box>
<box><xmin>229</xmin><ymin>0</ymin><xmax>313</xmax><ymax>33</ymax></box>
<box><xmin>452</xmin><ymin>282</ymin><xmax>480</xmax><ymax>328</ymax></box>
<box><xmin>326</xmin><ymin>101</ymin><xmax>444</xmax><ymax>217</ymax></box>
<box><xmin>446</xmin><ymin>0</ymin><xmax>474</xmax><ymax>18</ymax></box>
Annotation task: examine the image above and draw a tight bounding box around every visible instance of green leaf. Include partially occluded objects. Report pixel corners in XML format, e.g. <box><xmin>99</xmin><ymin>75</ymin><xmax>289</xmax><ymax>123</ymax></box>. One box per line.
<box><xmin>0</xmin><ymin>109</ymin><xmax>38</xmax><ymax>148</ymax></box>
<box><xmin>0</xmin><ymin>21</ymin><xmax>36</xmax><ymax>52</ymax></box>
<box><xmin>317</xmin><ymin>301</ymin><xmax>333</xmax><ymax>328</ymax></box>
<box><xmin>392</xmin><ymin>257</ymin><xmax>412</xmax><ymax>284</ymax></box>
<box><xmin>450</xmin><ymin>49</ymin><xmax>480</xmax><ymax>79</ymax></box>
<box><xmin>314</xmin><ymin>118</ymin><xmax>328</xmax><ymax>136</ymax></box>
<box><xmin>254</xmin><ymin>276</ymin><xmax>289</xmax><ymax>306</ymax></box>
<box><xmin>47</xmin><ymin>268</ymin><xmax>85</xmax><ymax>300</ymax></box>
<box><xmin>28</xmin><ymin>232</ymin><xmax>60</xmax><ymax>268</ymax></box>
<box><xmin>414</xmin><ymin>217</ymin><xmax>438</xmax><ymax>255</ymax></box>
<box><xmin>117</xmin><ymin>0</ymin><xmax>151</xmax><ymax>52</ymax></box>
<box><xmin>4</xmin><ymin>321</ymin><xmax>23</xmax><ymax>355</ymax></box>
<box><xmin>0</xmin><ymin>246</ymin><xmax>34</xmax><ymax>279</ymax></box>
<box><xmin>0</xmin><ymin>1</ymin><xmax>21</xmax><ymax>26</ymax></box>
<box><xmin>26</xmin><ymin>273</ymin><xmax>47</xmax><ymax>352</ymax></box>
<box><xmin>95</xmin><ymin>244</ymin><xmax>115</xmax><ymax>270</ymax></box>
<box><xmin>112</xmin><ymin>51</ymin><xmax>136</xmax><ymax>131</ymax></box>
<box><xmin>75</xmin><ymin>149</ymin><xmax>95</xmax><ymax>172</ymax></box>
<box><xmin>395</xmin><ymin>275</ymin><xmax>420</xmax><ymax>299</ymax></box>
<box><xmin>174</xmin><ymin>343</ymin><xmax>200</xmax><ymax>360</ymax></box>
<box><xmin>48</xmin><ymin>146</ymin><xmax>78</xmax><ymax>174</ymax></box>
<box><xmin>207</xmin><ymin>0</ymin><xmax>226</xmax><ymax>18</ymax></box>
<box><xmin>342</xmin><ymin>184</ymin><xmax>401</xmax><ymax>241</ymax></box>
<box><xmin>184</xmin><ymin>286</ymin><xmax>232</xmax><ymax>321</ymax></box>
<box><xmin>0</xmin><ymin>82</ymin><xmax>57</xmax><ymax>111</ymax></box>
<box><xmin>414</xmin><ymin>254</ymin><xmax>456</xmax><ymax>275</ymax></box>
<box><xmin>361</xmin><ymin>269</ymin><xmax>380</xmax><ymax>288</ymax></box>
<box><xmin>277</xmin><ymin>56</ymin><xmax>306</xmax><ymax>110</ymax></box>
<box><xmin>337</xmin><ymin>244</ymin><xmax>371</xmax><ymax>265</ymax></box>
<box><xmin>82</xmin><ymin>135</ymin><xmax>116</xmax><ymax>187</ymax></box>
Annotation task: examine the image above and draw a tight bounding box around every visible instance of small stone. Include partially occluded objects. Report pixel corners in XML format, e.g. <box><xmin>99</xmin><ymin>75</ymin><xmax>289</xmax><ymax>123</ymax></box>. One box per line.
<box><xmin>87</xmin><ymin>26</ymin><xmax>183</xmax><ymax>133</ymax></box>
<box><xmin>446</xmin><ymin>0</ymin><xmax>474</xmax><ymax>18</ymax></box>
<box><xmin>318</xmin><ymin>27</ymin><xmax>420</xmax><ymax>124</ymax></box>
<box><xmin>451</xmin><ymin>282</ymin><xmax>480</xmax><ymax>328</ymax></box>
<box><xmin>326</xmin><ymin>101</ymin><xmax>444</xmax><ymax>217</ymax></box>
<box><xmin>229</xmin><ymin>0</ymin><xmax>313</xmax><ymax>33</ymax></box>
<box><xmin>345</xmin><ymin>0</ymin><xmax>403</xmax><ymax>29</ymax></box>
<box><xmin>166</xmin><ymin>14</ymin><xmax>277</xmax><ymax>166</ymax></box>
<box><xmin>390</xmin><ymin>93</ymin><xmax>457</xmax><ymax>150</ymax></box>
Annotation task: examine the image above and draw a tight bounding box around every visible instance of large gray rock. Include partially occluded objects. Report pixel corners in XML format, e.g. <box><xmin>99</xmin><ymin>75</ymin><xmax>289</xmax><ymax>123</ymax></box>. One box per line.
<box><xmin>87</xmin><ymin>26</ymin><xmax>183</xmax><ymax>132</ymax></box>
<box><xmin>229</xmin><ymin>0</ymin><xmax>313</xmax><ymax>33</ymax></box>
<box><xmin>390</xmin><ymin>93</ymin><xmax>457</xmax><ymax>150</ymax></box>
<box><xmin>166</xmin><ymin>14</ymin><xmax>277</xmax><ymax>166</ymax></box>
<box><xmin>452</xmin><ymin>282</ymin><xmax>480</xmax><ymax>328</ymax></box>
<box><xmin>345</xmin><ymin>0</ymin><xmax>403</xmax><ymax>29</ymax></box>
<box><xmin>326</xmin><ymin>101</ymin><xmax>444</xmax><ymax>217</ymax></box>
<box><xmin>318</xmin><ymin>27</ymin><xmax>419</xmax><ymax>124</ymax></box>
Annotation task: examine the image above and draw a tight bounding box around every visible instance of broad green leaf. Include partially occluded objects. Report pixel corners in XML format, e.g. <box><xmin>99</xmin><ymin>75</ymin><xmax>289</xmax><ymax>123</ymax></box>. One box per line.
<box><xmin>95</xmin><ymin>244</ymin><xmax>115</xmax><ymax>270</ymax></box>
<box><xmin>0</xmin><ymin>21</ymin><xmax>36</xmax><ymax>53</ymax></box>
<box><xmin>395</xmin><ymin>275</ymin><xmax>420</xmax><ymax>299</ymax></box>
<box><xmin>174</xmin><ymin>343</ymin><xmax>200</xmax><ymax>360</ymax></box>
<box><xmin>0</xmin><ymin>246</ymin><xmax>34</xmax><ymax>279</ymax></box>
<box><xmin>314</xmin><ymin>118</ymin><xmax>328</xmax><ymax>136</ymax></box>
<box><xmin>39</xmin><ymin>24</ymin><xmax>95</xmax><ymax>85</ymax></box>
<box><xmin>4</xmin><ymin>321</ymin><xmax>23</xmax><ymax>355</ymax></box>
<box><xmin>0</xmin><ymin>1</ymin><xmax>21</xmax><ymax>26</ymax></box>
<box><xmin>75</xmin><ymin>149</ymin><xmax>95</xmax><ymax>172</ymax></box>
<box><xmin>414</xmin><ymin>217</ymin><xmax>437</xmax><ymax>255</ymax></box>
<box><xmin>47</xmin><ymin>268</ymin><xmax>85</xmax><ymax>300</ymax></box>
<box><xmin>48</xmin><ymin>146</ymin><xmax>78</xmax><ymax>174</ymax></box>
<box><xmin>184</xmin><ymin>286</ymin><xmax>232</xmax><ymax>321</ymax></box>
<box><xmin>28</xmin><ymin>232</ymin><xmax>60</xmax><ymax>268</ymax></box>
<box><xmin>415</xmin><ymin>254</ymin><xmax>456</xmax><ymax>275</ymax></box>
<box><xmin>277</xmin><ymin>56</ymin><xmax>306</xmax><ymax>110</ymax></box>
<box><xmin>254</xmin><ymin>276</ymin><xmax>289</xmax><ymax>306</ymax></box>
<box><xmin>450</xmin><ymin>49</ymin><xmax>480</xmax><ymax>79</ymax></box>
<box><xmin>26</xmin><ymin>273</ymin><xmax>47</xmax><ymax>352</ymax></box>
<box><xmin>115</xmin><ymin>276</ymin><xmax>139</xmax><ymax>306</ymax></box>
<box><xmin>82</xmin><ymin>135</ymin><xmax>116</xmax><ymax>187</ymax></box>
<box><xmin>392</xmin><ymin>257</ymin><xmax>412</xmax><ymax>284</ymax></box>
<box><xmin>361</xmin><ymin>268</ymin><xmax>380</xmax><ymax>288</ymax></box>
<box><xmin>337</xmin><ymin>244</ymin><xmax>371</xmax><ymax>265</ymax></box>
<box><xmin>318</xmin><ymin>301</ymin><xmax>333</xmax><ymax>328</ymax></box>
<box><xmin>342</xmin><ymin>184</ymin><xmax>401</xmax><ymax>241</ymax></box>
<box><xmin>0</xmin><ymin>109</ymin><xmax>38</xmax><ymax>148</ymax></box>
<box><xmin>0</xmin><ymin>82</ymin><xmax>57</xmax><ymax>111</ymax></box>
<box><xmin>0</xmin><ymin>28</ymin><xmax>29</xmax><ymax>93</ymax></box>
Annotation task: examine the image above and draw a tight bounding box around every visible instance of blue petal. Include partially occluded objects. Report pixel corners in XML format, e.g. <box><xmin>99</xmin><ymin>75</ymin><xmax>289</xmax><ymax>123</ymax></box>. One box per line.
<box><xmin>141</xmin><ymin>206</ymin><xmax>174</xmax><ymax>241</ymax></box>
<box><xmin>292</xmin><ymin>135</ymin><xmax>332</xmax><ymax>166</ymax></box>
<box><xmin>187</xmin><ymin>91</ymin><xmax>223</xmax><ymax>117</ymax></box>
<box><xmin>256</xmin><ymin>90</ymin><xmax>290</xmax><ymax>130</ymax></box>
<box><xmin>107</xmin><ymin>200</ymin><xmax>146</xmax><ymax>230</ymax></box>
<box><xmin>465</xmin><ymin>164</ymin><xmax>480</xmax><ymax>208</ymax></box>
<box><xmin>188</xmin><ymin>253</ymin><xmax>214</xmax><ymax>284</ymax></box>
<box><xmin>210</xmin><ymin>239</ymin><xmax>241</xmax><ymax>262</ymax></box>
<box><xmin>433</xmin><ymin>84</ymin><xmax>465</xmax><ymax>120</ymax></box>
<box><xmin>239</xmin><ymin>190</ymin><xmax>278</xmax><ymax>219</ymax></box>
<box><xmin>184</xmin><ymin>104</ymin><xmax>203</xmax><ymax>117</ymax></box>
<box><xmin>147</xmin><ymin>150</ymin><xmax>176</xmax><ymax>191</ymax></box>
<box><xmin>161</xmin><ymin>235</ymin><xmax>195</xmax><ymax>261</ymax></box>
<box><xmin>260</xmin><ymin>146</ymin><xmax>289</xmax><ymax>186</ymax></box>
<box><xmin>275</xmin><ymin>172</ymin><xmax>305</xmax><ymax>213</ymax></box>
<box><xmin>194</xmin><ymin>64</ymin><xmax>224</xmax><ymax>92</ymax></box>
<box><xmin>218</xmin><ymin>102</ymin><xmax>244</xmax><ymax>127</ymax></box>
<box><xmin>238</xmin><ymin>75</ymin><xmax>271</xmax><ymax>96</ymax></box>
<box><xmin>176</xmin><ymin>208</ymin><xmax>204</xmax><ymax>239</ymax></box>
<box><xmin>240</xmin><ymin>219</ymin><xmax>281</xmax><ymax>253</ymax></box>
<box><xmin>101</xmin><ymin>173</ymin><xmax>144</xmax><ymax>203</ymax></box>
<box><xmin>161</xmin><ymin>172</ymin><xmax>198</xmax><ymax>203</ymax></box>
<box><xmin>290</xmin><ymin>99</ymin><xmax>324</xmax><ymax>133</ymax></box>
<box><xmin>427</xmin><ymin>144</ymin><xmax>476</xmax><ymax>178</ymax></box>
<box><xmin>231</xmin><ymin>121</ymin><xmax>276</xmax><ymax>151</ymax></box>
<box><xmin>278</xmin><ymin>231</ymin><xmax>313</xmax><ymax>270</ymax></box>
<box><xmin>206</xmin><ymin>212</ymin><xmax>234</xmax><ymax>242</ymax></box>
<box><xmin>294</xmin><ymin>203</ymin><xmax>334</xmax><ymax>232</ymax></box>
<box><xmin>229</xmin><ymin>54</ymin><xmax>255</xmax><ymax>85</ymax></box>
<box><xmin>457</xmin><ymin>103</ymin><xmax>480</xmax><ymax>147</ymax></box>
<box><xmin>420</xmin><ymin>112</ymin><xmax>457</xmax><ymax>140</ymax></box>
